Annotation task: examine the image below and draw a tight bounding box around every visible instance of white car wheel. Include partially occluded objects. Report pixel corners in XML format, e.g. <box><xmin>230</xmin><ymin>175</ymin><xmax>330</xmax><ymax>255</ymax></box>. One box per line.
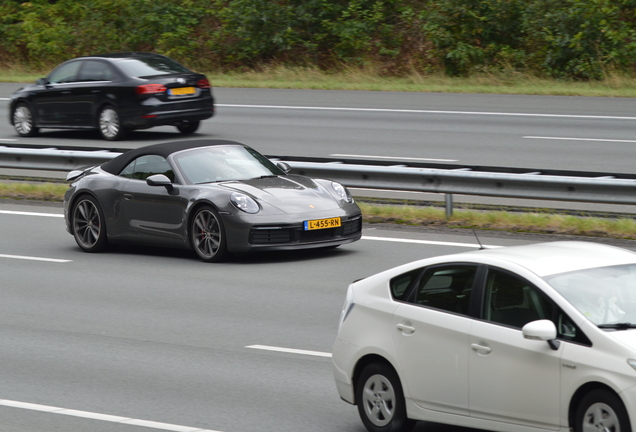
<box><xmin>575</xmin><ymin>389</ymin><xmax>630</xmax><ymax>432</ymax></box>
<box><xmin>356</xmin><ymin>363</ymin><xmax>415</xmax><ymax>432</ymax></box>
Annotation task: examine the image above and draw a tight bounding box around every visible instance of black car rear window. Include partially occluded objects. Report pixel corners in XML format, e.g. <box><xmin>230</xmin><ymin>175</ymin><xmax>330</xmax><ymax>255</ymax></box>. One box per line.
<box><xmin>115</xmin><ymin>57</ymin><xmax>191</xmax><ymax>78</ymax></box>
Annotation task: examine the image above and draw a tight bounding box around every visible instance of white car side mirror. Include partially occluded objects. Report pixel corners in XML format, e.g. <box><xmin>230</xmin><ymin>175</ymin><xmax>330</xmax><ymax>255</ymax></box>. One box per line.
<box><xmin>522</xmin><ymin>319</ymin><xmax>560</xmax><ymax>350</ymax></box>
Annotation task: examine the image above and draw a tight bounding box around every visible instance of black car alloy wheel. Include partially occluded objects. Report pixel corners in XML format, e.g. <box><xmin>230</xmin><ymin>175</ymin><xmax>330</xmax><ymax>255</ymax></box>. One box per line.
<box><xmin>191</xmin><ymin>206</ymin><xmax>227</xmax><ymax>262</ymax></box>
<box><xmin>357</xmin><ymin>363</ymin><xmax>415</xmax><ymax>432</ymax></box>
<box><xmin>72</xmin><ymin>195</ymin><xmax>108</xmax><ymax>252</ymax></box>
<box><xmin>98</xmin><ymin>105</ymin><xmax>127</xmax><ymax>140</ymax></box>
<box><xmin>13</xmin><ymin>103</ymin><xmax>39</xmax><ymax>137</ymax></box>
<box><xmin>177</xmin><ymin>120</ymin><xmax>200</xmax><ymax>134</ymax></box>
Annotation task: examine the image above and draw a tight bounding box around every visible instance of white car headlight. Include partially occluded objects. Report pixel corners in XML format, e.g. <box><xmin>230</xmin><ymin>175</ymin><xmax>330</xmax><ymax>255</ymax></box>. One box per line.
<box><xmin>230</xmin><ymin>192</ymin><xmax>260</xmax><ymax>214</ymax></box>
<box><xmin>628</xmin><ymin>359</ymin><xmax>636</xmax><ymax>371</ymax></box>
<box><xmin>331</xmin><ymin>182</ymin><xmax>353</xmax><ymax>203</ymax></box>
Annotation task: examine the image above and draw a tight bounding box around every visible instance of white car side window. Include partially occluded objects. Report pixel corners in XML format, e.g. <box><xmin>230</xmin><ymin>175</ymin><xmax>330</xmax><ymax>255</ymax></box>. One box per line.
<box><xmin>484</xmin><ymin>269</ymin><xmax>553</xmax><ymax>328</ymax></box>
<box><xmin>412</xmin><ymin>265</ymin><xmax>478</xmax><ymax>315</ymax></box>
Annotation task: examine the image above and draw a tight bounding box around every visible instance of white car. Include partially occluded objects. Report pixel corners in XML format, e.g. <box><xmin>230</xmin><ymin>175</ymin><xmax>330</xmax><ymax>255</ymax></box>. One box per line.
<box><xmin>332</xmin><ymin>241</ymin><xmax>636</xmax><ymax>432</ymax></box>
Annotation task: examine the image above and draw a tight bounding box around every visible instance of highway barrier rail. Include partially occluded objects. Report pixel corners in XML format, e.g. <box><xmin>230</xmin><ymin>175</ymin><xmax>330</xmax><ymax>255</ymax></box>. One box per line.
<box><xmin>2</xmin><ymin>144</ymin><xmax>636</xmax><ymax>214</ymax></box>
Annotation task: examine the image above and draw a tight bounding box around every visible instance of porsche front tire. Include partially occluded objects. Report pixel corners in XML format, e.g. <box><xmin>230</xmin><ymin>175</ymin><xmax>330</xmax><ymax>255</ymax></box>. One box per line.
<box><xmin>190</xmin><ymin>206</ymin><xmax>228</xmax><ymax>262</ymax></box>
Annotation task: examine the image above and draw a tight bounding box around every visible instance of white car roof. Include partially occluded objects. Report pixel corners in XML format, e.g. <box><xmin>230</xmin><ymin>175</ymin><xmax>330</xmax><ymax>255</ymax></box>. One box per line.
<box><xmin>464</xmin><ymin>241</ymin><xmax>636</xmax><ymax>277</ymax></box>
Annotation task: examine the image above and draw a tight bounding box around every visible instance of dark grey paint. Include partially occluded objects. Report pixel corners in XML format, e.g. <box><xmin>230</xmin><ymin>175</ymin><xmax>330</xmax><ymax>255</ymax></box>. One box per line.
<box><xmin>64</xmin><ymin>156</ymin><xmax>362</xmax><ymax>255</ymax></box>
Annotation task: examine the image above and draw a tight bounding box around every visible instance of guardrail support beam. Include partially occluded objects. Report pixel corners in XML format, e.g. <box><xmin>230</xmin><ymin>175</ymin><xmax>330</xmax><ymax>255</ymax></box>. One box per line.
<box><xmin>445</xmin><ymin>194</ymin><xmax>453</xmax><ymax>219</ymax></box>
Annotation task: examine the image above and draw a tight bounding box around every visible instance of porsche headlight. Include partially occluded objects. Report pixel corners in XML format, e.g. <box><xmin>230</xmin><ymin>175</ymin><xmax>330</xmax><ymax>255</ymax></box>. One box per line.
<box><xmin>230</xmin><ymin>192</ymin><xmax>260</xmax><ymax>214</ymax></box>
<box><xmin>331</xmin><ymin>182</ymin><xmax>353</xmax><ymax>203</ymax></box>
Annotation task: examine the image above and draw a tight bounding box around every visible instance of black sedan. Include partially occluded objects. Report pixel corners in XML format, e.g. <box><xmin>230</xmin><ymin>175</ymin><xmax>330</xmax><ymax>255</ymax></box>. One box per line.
<box><xmin>63</xmin><ymin>140</ymin><xmax>363</xmax><ymax>262</ymax></box>
<box><xmin>9</xmin><ymin>52</ymin><xmax>214</xmax><ymax>140</ymax></box>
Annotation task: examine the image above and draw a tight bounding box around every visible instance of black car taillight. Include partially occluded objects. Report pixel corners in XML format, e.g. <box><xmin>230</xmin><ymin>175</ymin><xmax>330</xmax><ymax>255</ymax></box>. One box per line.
<box><xmin>197</xmin><ymin>78</ymin><xmax>211</xmax><ymax>89</ymax></box>
<box><xmin>136</xmin><ymin>84</ymin><xmax>167</xmax><ymax>95</ymax></box>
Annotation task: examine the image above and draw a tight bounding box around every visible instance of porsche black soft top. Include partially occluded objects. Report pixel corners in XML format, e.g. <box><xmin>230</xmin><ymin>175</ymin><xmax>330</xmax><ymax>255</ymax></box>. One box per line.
<box><xmin>101</xmin><ymin>139</ymin><xmax>247</xmax><ymax>175</ymax></box>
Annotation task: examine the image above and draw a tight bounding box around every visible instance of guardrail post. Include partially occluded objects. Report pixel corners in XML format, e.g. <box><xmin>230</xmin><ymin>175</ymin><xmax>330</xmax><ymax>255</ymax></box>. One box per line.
<box><xmin>445</xmin><ymin>194</ymin><xmax>453</xmax><ymax>219</ymax></box>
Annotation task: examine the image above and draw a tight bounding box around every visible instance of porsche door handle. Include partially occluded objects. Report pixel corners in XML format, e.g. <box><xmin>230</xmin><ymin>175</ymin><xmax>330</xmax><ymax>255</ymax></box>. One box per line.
<box><xmin>471</xmin><ymin>343</ymin><xmax>492</xmax><ymax>354</ymax></box>
<box><xmin>396</xmin><ymin>323</ymin><xmax>415</xmax><ymax>334</ymax></box>
<box><xmin>123</xmin><ymin>194</ymin><xmax>134</xmax><ymax>200</ymax></box>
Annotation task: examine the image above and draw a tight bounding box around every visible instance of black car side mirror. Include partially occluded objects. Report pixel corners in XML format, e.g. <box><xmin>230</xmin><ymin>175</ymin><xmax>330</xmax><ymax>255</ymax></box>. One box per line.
<box><xmin>36</xmin><ymin>77</ymin><xmax>49</xmax><ymax>86</ymax></box>
<box><xmin>146</xmin><ymin>174</ymin><xmax>173</xmax><ymax>190</ymax></box>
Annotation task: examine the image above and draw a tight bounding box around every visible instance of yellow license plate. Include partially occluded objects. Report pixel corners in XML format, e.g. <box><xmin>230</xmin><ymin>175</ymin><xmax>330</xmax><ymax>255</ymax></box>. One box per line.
<box><xmin>169</xmin><ymin>87</ymin><xmax>195</xmax><ymax>96</ymax></box>
<box><xmin>304</xmin><ymin>217</ymin><xmax>341</xmax><ymax>230</ymax></box>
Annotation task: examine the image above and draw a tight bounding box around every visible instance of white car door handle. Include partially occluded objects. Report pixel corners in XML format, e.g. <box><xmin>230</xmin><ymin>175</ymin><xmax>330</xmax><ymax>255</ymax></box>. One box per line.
<box><xmin>397</xmin><ymin>323</ymin><xmax>415</xmax><ymax>334</ymax></box>
<box><xmin>471</xmin><ymin>343</ymin><xmax>492</xmax><ymax>354</ymax></box>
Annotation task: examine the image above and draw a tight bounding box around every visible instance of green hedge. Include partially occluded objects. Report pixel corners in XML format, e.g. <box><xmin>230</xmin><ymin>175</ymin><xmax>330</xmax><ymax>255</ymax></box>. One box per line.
<box><xmin>2</xmin><ymin>0</ymin><xmax>636</xmax><ymax>79</ymax></box>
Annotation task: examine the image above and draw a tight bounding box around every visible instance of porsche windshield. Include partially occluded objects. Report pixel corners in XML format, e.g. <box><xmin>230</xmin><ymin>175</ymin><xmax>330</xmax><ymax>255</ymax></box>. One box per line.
<box><xmin>545</xmin><ymin>264</ymin><xmax>636</xmax><ymax>326</ymax></box>
<box><xmin>173</xmin><ymin>145</ymin><xmax>284</xmax><ymax>184</ymax></box>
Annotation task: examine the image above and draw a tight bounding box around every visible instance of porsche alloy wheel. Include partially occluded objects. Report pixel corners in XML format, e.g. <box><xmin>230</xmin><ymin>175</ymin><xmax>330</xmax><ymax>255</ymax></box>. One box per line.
<box><xmin>357</xmin><ymin>363</ymin><xmax>415</xmax><ymax>432</ymax></box>
<box><xmin>13</xmin><ymin>104</ymin><xmax>39</xmax><ymax>137</ymax></box>
<box><xmin>72</xmin><ymin>195</ymin><xmax>108</xmax><ymax>252</ymax></box>
<box><xmin>98</xmin><ymin>106</ymin><xmax>127</xmax><ymax>140</ymax></box>
<box><xmin>191</xmin><ymin>206</ymin><xmax>227</xmax><ymax>262</ymax></box>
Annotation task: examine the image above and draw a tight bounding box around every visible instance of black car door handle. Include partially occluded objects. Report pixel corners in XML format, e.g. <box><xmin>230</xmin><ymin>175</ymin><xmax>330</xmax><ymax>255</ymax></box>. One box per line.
<box><xmin>61</xmin><ymin>91</ymin><xmax>71</xmax><ymax>95</ymax></box>
<box><xmin>123</xmin><ymin>194</ymin><xmax>134</xmax><ymax>200</ymax></box>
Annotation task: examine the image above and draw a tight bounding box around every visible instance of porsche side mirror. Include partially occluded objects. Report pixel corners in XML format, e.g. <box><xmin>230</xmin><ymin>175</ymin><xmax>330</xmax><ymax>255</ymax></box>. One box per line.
<box><xmin>522</xmin><ymin>319</ymin><xmax>560</xmax><ymax>350</ymax></box>
<box><xmin>146</xmin><ymin>174</ymin><xmax>173</xmax><ymax>189</ymax></box>
<box><xmin>36</xmin><ymin>77</ymin><xmax>49</xmax><ymax>86</ymax></box>
<box><xmin>276</xmin><ymin>161</ymin><xmax>291</xmax><ymax>174</ymax></box>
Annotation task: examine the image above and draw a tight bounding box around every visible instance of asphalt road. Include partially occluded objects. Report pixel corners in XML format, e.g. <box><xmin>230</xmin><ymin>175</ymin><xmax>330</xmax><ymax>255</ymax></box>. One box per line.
<box><xmin>2</xmin><ymin>83</ymin><xmax>636</xmax><ymax>174</ymax></box>
<box><xmin>6</xmin><ymin>201</ymin><xmax>631</xmax><ymax>432</ymax></box>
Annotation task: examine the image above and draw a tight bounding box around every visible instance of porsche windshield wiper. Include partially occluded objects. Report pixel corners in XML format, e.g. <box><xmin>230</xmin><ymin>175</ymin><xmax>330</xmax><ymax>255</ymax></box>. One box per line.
<box><xmin>251</xmin><ymin>175</ymin><xmax>278</xmax><ymax>180</ymax></box>
<box><xmin>598</xmin><ymin>323</ymin><xmax>636</xmax><ymax>330</ymax></box>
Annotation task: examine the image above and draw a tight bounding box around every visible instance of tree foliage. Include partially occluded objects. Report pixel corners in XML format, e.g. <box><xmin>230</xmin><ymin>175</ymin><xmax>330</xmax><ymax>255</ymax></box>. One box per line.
<box><xmin>1</xmin><ymin>0</ymin><xmax>636</xmax><ymax>79</ymax></box>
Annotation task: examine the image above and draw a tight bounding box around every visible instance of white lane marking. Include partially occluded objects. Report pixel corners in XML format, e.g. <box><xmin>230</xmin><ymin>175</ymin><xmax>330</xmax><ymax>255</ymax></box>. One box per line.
<box><xmin>331</xmin><ymin>154</ymin><xmax>457</xmax><ymax>162</ymax></box>
<box><xmin>0</xmin><ymin>210</ymin><xmax>63</xmax><ymax>218</ymax></box>
<box><xmin>0</xmin><ymin>399</ymin><xmax>222</xmax><ymax>432</ymax></box>
<box><xmin>0</xmin><ymin>254</ymin><xmax>71</xmax><ymax>263</ymax></box>
<box><xmin>218</xmin><ymin>104</ymin><xmax>636</xmax><ymax>120</ymax></box>
<box><xmin>362</xmin><ymin>235</ymin><xmax>501</xmax><ymax>249</ymax></box>
<box><xmin>0</xmin><ymin>138</ymin><xmax>18</xmax><ymax>141</ymax></box>
<box><xmin>246</xmin><ymin>345</ymin><xmax>332</xmax><ymax>358</ymax></box>
<box><xmin>524</xmin><ymin>136</ymin><xmax>636</xmax><ymax>143</ymax></box>
<box><xmin>0</xmin><ymin>97</ymin><xmax>9</xmax><ymax>101</ymax></box>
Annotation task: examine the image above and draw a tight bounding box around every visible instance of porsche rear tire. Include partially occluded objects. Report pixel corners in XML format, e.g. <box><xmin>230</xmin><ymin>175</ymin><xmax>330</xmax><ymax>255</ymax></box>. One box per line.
<box><xmin>190</xmin><ymin>206</ymin><xmax>228</xmax><ymax>262</ymax></box>
<box><xmin>72</xmin><ymin>195</ymin><xmax>108</xmax><ymax>252</ymax></box>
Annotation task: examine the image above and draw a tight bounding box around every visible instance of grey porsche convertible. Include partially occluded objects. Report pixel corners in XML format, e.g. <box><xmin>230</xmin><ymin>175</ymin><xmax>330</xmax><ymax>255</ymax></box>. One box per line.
<box><xmin>63</xmin><ymin>140</ymin><xmax>362</xmax><ymax>262</ymax></box>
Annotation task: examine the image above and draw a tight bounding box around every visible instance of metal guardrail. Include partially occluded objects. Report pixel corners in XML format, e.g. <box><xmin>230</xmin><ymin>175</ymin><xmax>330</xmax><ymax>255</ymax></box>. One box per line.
<box><xmin>2</xmin><ymin>145</ymin><xmax>636</xmax><ymax>215</ymax></box>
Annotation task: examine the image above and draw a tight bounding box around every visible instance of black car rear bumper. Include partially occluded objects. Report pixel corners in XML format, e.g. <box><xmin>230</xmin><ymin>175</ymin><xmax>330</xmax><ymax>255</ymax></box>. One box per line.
<box><xmin>121</xmin><ymin>97</ymin><xmax>214</xmax><ymax>129</ymax></box>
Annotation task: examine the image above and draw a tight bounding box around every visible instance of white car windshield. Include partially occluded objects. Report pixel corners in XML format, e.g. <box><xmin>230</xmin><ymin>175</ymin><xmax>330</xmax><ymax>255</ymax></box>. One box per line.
<box><xmin>546</xmin><ymin>264</ymin><xmax>636</xmax><ymax>326</ymax></box>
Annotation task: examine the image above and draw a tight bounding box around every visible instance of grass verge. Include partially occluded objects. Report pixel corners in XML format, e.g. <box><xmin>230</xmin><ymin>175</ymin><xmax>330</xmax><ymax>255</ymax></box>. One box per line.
<box><xmin>360</xmin><ymin>203</ymin><xmax>636</xmax><ymax>240</ymax></box>
<box><xmin>3</xmin><ymin>181</ymin><xmax>636</xmax><ymax>240</ymax></box>
<box><xmin>4</xmin><ymin>65</ymin><xmax>636</xmax><ymax>97</ymax></box>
